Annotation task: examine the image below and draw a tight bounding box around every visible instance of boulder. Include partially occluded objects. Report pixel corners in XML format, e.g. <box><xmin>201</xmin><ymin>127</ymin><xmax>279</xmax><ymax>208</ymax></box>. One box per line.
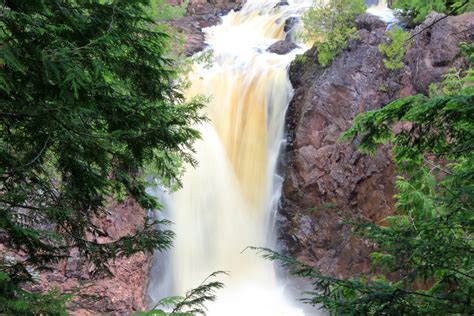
<box><xmin>267</xmin><ymin>40</ymin><xmax>299</xmax><ymax>55</ymax></box>
<box><xmin>355</xmin><ymin>13</ymin><xmax>387</xmax><ymax>31</ymax></box>
<box><xmin>284</xmin><ymin>16</ymin><xmax>299</xmax><ymax>41</ymax></box>
<box><xmin>284</xmin><ymin>16</ymin><xmax>298</xmax><ymax>33</ymax></box>
<box><xmin>274</xmin><ymin>0</ymin><xmax>289</xmax><ymax>8</ymax></box>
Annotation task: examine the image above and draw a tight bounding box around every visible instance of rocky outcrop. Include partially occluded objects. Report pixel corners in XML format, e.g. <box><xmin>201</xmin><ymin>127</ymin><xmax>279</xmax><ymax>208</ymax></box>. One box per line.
<box><xmin>170</xmin><ymin>0</ymin><xmax>245</xmax><ymax>56</ymax></box>
<box><xmin>274</xmin><ymin>0</ymin><xmax>289</xmax><ymax>8</ymax></box>
<box><xmin>267</xmin><ymin>16</ymin><xmax>301</xmax><ymax>55</ymax></box>
<box><xmin>31</xmin><ymin>198</ymin><xmax>152</xmax><ymax>315</ymax></box>
<box><xmin>267</xmin><ymin>40</ymin><xmax>299</xmax><ymax>55</ymax></box>
<box><xmin>278</xmin><ymin>12</ymin><xmax>474</xmax><ymax>278</ymax></box>
<box><xmin>355</xmin><ymin>13</ymin><xmax>386</xmax><ymax>32</ymax></box>
<box><xmin>403</xmin><ymin>13</ymin><xmax>474</xmax><ymax>94</ymax></box>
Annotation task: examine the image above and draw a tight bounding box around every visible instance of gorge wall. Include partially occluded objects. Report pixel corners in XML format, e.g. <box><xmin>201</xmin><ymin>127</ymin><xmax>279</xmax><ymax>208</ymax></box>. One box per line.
<box><xmin>278</xmin><ymin>12</ymin><xmax>474</xmax><ymax>278</ymax></box>
<box><xmin>24</xmin><ymin>198</ymin><xmax>152</xmax><ymax>315</ymax></box>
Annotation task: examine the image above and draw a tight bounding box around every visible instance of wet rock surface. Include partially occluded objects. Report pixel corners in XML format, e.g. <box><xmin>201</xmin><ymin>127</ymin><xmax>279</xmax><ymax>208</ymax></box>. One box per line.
<box><xmin>267</xmin><ymin>40</ymin><xmax>299</xmax><ymax>55</ymax></box>
<box><xmin>283</xmin><ymin>16</ymin><xmax>299</xmax><ymax>41</ymax></box>
<box><xmin>278</xmin><ymin>12</ymin><xmax>474</xmax><ymax>278</ymax></box>
<box><xmin>284</xmin><ymin>16</ymin><xmax>299</xmax><ymax>33</ymax></box>
<box><xmin>274</xmin><ymin>0</ymin><xmax>289</xmax><ymax>8</ymax></box>
<box><xmin>355</xmin><ymin>13</ymin><xmax>387</xmax><ymax>32</ymax></box>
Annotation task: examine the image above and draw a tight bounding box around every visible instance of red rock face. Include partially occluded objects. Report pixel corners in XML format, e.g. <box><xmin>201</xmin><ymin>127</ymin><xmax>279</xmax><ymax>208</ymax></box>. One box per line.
<box><xmin>31</xmin><ymin>198</ymin><xmax>152</xmax><ymax>315</ymax></box>
<box><xmin>278</xmin><ymin>12</ymin><xmax>474</xmax><ymax>278</ymax></box>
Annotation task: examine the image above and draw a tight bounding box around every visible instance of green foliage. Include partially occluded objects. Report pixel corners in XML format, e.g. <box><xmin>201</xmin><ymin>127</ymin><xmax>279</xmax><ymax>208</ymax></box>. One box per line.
<box><xmin>301</xmin><ymin>0</ymin><xmax>366</xmax><ymax>66</ymax></box>
<box><xmin>294</xmin><ymin>54</ymin><xmax>308</xmax><ymax>65</ymax></box>
<box><xmin>146</xmin><ymin>0</ymin><xmax>189</xmax><ymax>57</ymax></box>
<box><xmin>0</xmin><ymin>256</ymin><xmax>71</xmax><ymax>314</ymax></box>
<box><xmin>141</xmin><ymin>271</ymin><xmax>227</xmax><ymax>316</ymax></box>
<box><xmin>261</xmin><ymin>43</ymin><xmax>474</xmax><ymax>315</ymax></box>
<box><xmin>342</xmin><ymin>44</ymin><xmax>473</xmax><ymax>159</ymax></box>
<box><xmin>340</xmin><ymin>43</ymin><xmax>474</xmax><ymax>313</ymax></box>
<box><xmin>1</xmin><ymin>284</ymin><xmax>70</xmax><ymax>315</ymax></box>
<box><xmin>392</xmin><ymin>0</ymin><xmax>474</xmax><ymax>25</ymax></box>
<box><xmin>0</xmin><ymin>0</ymin><xmax>204</xmax><ymax>313</ymax></box>
<box><xmin>378</xmin><ymin>28</ymin><xmax>411</xmax><ymax>71</ymax></box>
<box><xmin>148</xmin><ymin>0</ymin><xmax>188</xmax><ymax>22</ymax></box>
<box><xmin>254</xmin><ymin>247</ymin><xmax>430</xmax><ymax>315</ymax></box>
<box><xmin>429</xmin><ymin>67</ymin><xmax>466</xmax><ymax>97</ymax></box>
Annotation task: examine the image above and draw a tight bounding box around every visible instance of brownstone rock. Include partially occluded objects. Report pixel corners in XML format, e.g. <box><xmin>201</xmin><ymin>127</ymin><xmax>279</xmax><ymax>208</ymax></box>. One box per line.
<box><xmin>30</xmin><ymin>198</ymin><xmax>152</xmax><ymax>315</ymax></box>
<box><xmin>278</xmin><ymin>12</ymin><xmax>474</xmax><ymax>278</ymax></box>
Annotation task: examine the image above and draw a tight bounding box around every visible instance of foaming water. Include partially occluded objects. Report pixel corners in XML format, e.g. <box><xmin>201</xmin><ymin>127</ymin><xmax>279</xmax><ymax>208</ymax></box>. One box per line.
<box><xmin>148</xmin><ymin>0</ymin><xmax>393</xmax><ymax>314</ymax></box>
<box><xmin>367</xmin><ymin>0</ymin><xmax>397</xmax><ymax>22</ymax></box>
<box><xmin>153</xmin><ymin>1</ymin><xmax>311</xmax><ymax>314</ymax></box>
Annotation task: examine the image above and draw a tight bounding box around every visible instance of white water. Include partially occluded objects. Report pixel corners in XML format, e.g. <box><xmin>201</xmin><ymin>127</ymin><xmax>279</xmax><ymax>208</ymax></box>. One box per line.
<box><xmin>167</xmin><ymin>1</ymin><xmax>311</xmax><ymax>314</ymax></box>
<box><xmin>367</xmin><ymin>0</ymin><xmax>397</xmax><ymax>22</ymax></box>
<box><xmin>148</xmin><ymin>1</ymin><xmax>392</xmax><ymax>315</ymax></box>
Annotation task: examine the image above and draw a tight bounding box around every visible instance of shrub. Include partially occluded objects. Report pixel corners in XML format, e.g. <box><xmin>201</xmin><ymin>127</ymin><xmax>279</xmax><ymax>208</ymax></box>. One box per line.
<box><xmin>378</xmin><ymin>28</ymin><xmax>411</xmax><ymax>70</ymax></box>
<box><xmin>301</xmin><ymin>0</ymin><xmax>366</xmax><ymax>66</ymax></box>
<box><xmin>392</xmin><ymin>0</ymin><xmax>474</xmax><ymax>25</ymax></box>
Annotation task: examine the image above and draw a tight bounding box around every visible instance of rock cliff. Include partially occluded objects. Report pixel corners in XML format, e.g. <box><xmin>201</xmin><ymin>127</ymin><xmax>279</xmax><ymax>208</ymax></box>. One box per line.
<box><xmin>278</xmin><ymin>12</ymin><xmax>474</xmax><ymax>278</ymax></box>
<box><xmin>28</xmin><ymin>198</ymin><xmax>152</xmax><ymax>315</ymax></box>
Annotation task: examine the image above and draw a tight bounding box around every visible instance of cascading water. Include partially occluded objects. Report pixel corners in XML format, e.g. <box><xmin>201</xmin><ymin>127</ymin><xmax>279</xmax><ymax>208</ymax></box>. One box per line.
<box><xmin>180</xmin><ymin>3</ymin><xmax>310</xmax><ymax>276</ymax></box>
<box><xmin>148</xmin><ymin>0</ymin><xmax>393</xmax><ymax>314</ymax></box>
<box><xmin>148</xmin><ymin>1</ymin><xmax>312</xmax><ymax>314</ymax></box>
<box><xmin>367</xmin><ymin>0</ymin><xmax>397</xmax><ymax>22</ymax></box>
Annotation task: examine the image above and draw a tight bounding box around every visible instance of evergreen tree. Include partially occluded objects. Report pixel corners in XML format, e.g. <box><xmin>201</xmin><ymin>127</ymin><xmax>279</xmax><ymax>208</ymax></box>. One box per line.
<box><xmin>301</xmin><ymin>0</ymin><xmax>366</xmax><ymax>66</ymax></box>
<box><xmin>0</xmin><ymin>0</ymin><xmax>204</xmax><ymax>313</ymax></box>
<box><xmin>142</xmin><ymin>271</ymin><xmax>227</xmax><ymax>316</ymax></box>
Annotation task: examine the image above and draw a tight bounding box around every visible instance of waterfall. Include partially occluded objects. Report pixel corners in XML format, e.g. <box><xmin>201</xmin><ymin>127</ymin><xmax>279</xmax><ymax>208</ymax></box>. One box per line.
<box><xmin>367</xmin><ymin>0</ymin><xmax>397</xmax><ymax>22</ymax></box>
<box><xmin>148</xmin><ymin>0</ymin><xmax>393</xmax><ymax>314</ymax></box>
<box><xmin>148</xmin><ymin>0</ymin><xmax>311</xmax><ymax>314</ymax></box>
